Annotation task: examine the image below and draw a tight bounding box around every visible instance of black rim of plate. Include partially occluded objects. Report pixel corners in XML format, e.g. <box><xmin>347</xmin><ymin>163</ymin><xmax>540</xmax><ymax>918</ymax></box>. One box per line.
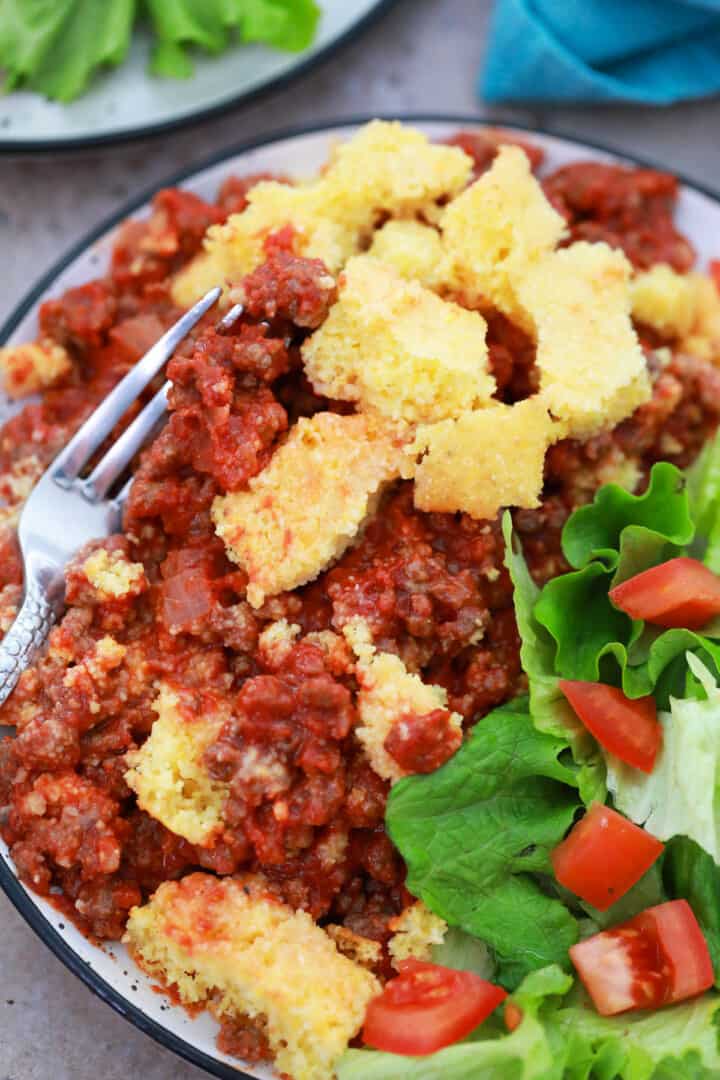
<box><xmin>0</xmin><ymin>0</ymin><xmax>398</xmax><ymax>154</ymax></box>
<box><xmin>1</xmin><ymin>114</ymin><xmax>720</xmax><ymax>1080</ymax></box>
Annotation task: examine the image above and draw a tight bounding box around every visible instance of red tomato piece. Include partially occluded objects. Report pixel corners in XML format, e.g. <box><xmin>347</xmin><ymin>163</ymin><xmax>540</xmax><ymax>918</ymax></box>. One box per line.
<box><xmin>362</xmin><ymin>959</ymin><xmax>507</xmax><ymax>1055</ymax></box>
<box><xmin>559</xmin><ymin>680</ymin><xmax>661</xmax><ymax>773</ymax></box>
<box><xmin>710</xmin><ymin>260</ymin><xmax>720</xmax><ymax>295</ymax></box>
<box><xmin>551</xmin><ymin>804</ymin><xmax>664</xmax><ymax>911</ymax></box>
<box><xmin>609</xmin><ymin>557</ymin><xmax>720</xmax><ymax>630</ymax></box>
<box><xmin>570</xmin><ymin>900</ymin><xmax>714</xmax><ymax>1016</ymax></box>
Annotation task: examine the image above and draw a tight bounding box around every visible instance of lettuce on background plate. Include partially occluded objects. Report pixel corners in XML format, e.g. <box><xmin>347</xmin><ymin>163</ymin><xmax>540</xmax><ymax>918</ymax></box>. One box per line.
<box><xmin>0</xmin><ymin>0</ymin><xmax>320</xmax><ymax>101</ymax></box>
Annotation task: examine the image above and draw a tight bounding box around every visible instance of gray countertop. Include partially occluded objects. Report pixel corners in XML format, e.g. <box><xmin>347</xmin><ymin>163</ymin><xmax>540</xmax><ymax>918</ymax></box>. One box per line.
<box><xmin>1</xmin><ymin>0</ymin><xmax>720</xmax><ymax>1077</ymax></box>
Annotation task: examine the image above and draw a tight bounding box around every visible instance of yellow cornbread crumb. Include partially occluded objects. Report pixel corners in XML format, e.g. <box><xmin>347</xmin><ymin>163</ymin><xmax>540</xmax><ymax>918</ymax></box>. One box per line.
<box><xmin>124</xmin><ymin>873</ymin><xmax>380</xmax><ymax>1080</ymax></box>
<box><xmin>125</xmin><ymin>684</ymin><xmax>229</xmax><ymax>847</ymax></box>
<box><xmin>213</xmin><ymin>412</ymin><xmax>406</xmax><ymax>608</ymax></box>
<box><xmin>367</xmin><ymin>219</ymin><xmax>444</xmax><ymax>287</ymax></box>
<box><xmin>83</xmin><ymin>548</ymin><xmax>146</xmax><ymax>600</ymax></box>
<box><xmin>440</xmin><ymin>145</ymin><xmax>566</xmax><ymax>323</ymax></box>
<box><xmin>344</xmin><ymin>617</ymin><xmax>463</xmax><ymax>783</ymax></box>
<box><xmin>302</xmin><ymin>256</ymin><xmax>494</xmax><ymax>423</ymax></box>
<box><xmin>326</xmin><ymin>925</ymin><xmax>383</xmax><ymax>969</ymax></box>
<box><xmin>517</xmin><ymin>242</ymin><xmax>651</xmax><ymax>437</ymax></box>
<box><xmin>172</xmin><ymin>120</ymin><xmax>471</xmax><ymax>306</ymax></box>
<box><xmin>257</xmin><ymin>618</ymin><xmax>301</xmax><ymax>666</ymax></box>
<box><xmin>388</xmin><ymin>901</ymin><xmax>448</xmax><ymax>968</ymax></box>
<box><xmin>630</xmin><ymin>263</ymin><xmax>698</xmax><ymax>339</ymax></box>
<box><xmin>411</xmin><ymin>397</ymin><xmax>560</xmax><ymax>519</ymax></box>
<box><xmin>0</xmin><ymin>339</ymin><xmax>72</xmax><ymax>399</ymax></box>
<box><xmin>681</xmin><ymin>271</ymin><xmax>720</xmax><ymax>363</ymax></box>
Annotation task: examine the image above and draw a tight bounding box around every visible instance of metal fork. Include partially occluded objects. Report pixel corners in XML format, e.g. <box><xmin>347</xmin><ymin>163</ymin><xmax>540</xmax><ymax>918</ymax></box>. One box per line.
<box><xmin>0</xmin><ymin>285</ymin><xmax>223</xmax><ymax>708</ymax></box>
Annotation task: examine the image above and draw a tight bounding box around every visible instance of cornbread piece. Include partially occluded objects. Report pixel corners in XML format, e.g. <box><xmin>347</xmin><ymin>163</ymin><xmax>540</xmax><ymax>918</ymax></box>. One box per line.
<box><xmin>344</xmin><ymin>617</ymin><xmax>463</xmax><ymax>782</ymax></box>
<box><xmin>125</xmin><ymin>684</ymin><xmax>229</xmax><ymax>846</ymax></box>
<box><xmin>326</xmin><ymin>925</ymin><xmax>383</xmax><ymax>969</ymax></box>
<box><xmin>412</xmin><ymin>397</ymin><xmax>560</xmax><ymax>519</ymax></box>
<box><xmin>630</xmin><ymin>263</ymin><xmax>698</xmax><ymax>338</ymax></box>
<box><xmin>83</xmin><ymin>548</ymin><xmax>147</xmax><ymax>601</ymax></box>
<box><xmin>441</xmin><ymin>145</ymin><xmax>566</xmax><ymax>321</ymax></box>
<box><xmin>517</xmin><ymin>242</ymin><xmax>651</xmax><ymax>437</ymax></box>
<box><xmin>0</xmin><ymin>338</ymin><xmax>71</xmax><ymax>399</ymax></box>
<box><xmin>388</xmin><ymin>901</ymin><xmax>448</xmax><ymax>968</ymax></box>
<box><xmin>302</xmin><ymin>256</ymin><xmax>494</xmax><ymax>423</ymax></box>
<box><xmin>213</xmin><ymin>412</ymin><xmax>406</xmax><ymax>608</ymax></box>
<box><xmin>172</xmin><ymin>120</ymin><xmax>472</xmax><ymax>306</ymax></box>
<box><xmin>681</xmin><ymin>272</ymin><xmax>720</xmax><ymax>362</ymax></box>
<box><xmin>367</xmin><ymin>219</ymin><xmax>444</xmax><ymax>287</ymax></box>
<box><xmin>124</xmin><ymin>873</ymin><xmax>380</xmax><ymax>1080</ymax></box>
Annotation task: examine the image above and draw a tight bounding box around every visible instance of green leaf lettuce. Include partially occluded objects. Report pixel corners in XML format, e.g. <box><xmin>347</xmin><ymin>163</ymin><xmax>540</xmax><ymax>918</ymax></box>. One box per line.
<box><xmin>386</xmin><ymin>697</ymin><xmax>582</xmax><ymax>989</ymax></box>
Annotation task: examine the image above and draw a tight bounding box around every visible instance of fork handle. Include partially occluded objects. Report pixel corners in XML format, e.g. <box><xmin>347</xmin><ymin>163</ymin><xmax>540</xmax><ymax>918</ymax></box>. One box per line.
<box><xmin>0</xmin><ymin>580</ymin><xmax>58</xmax><ymax>708</ymax></box>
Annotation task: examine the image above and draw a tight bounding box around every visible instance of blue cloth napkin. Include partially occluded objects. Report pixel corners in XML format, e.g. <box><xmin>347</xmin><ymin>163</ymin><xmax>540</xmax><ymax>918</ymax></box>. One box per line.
<box><xmin>482</xmin><ymin>0</ymin><xmax>720</xmax><ymax>104</ymax></box>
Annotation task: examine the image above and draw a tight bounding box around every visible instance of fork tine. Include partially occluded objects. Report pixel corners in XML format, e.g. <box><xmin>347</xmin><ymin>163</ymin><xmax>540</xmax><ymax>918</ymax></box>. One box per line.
<box><xmin>113</xmin><ymin>474</ymin><xmax>136</xmax><ymax>510</ymax></box>
<box><xmin>80</xmin><ymin>381</ymin><xmax>169</xmax><ymax>501</ymax></box>
<box><xmin>51</xmin><ymin>286</ymin><xmax>221</xmax><ymax>483</ymax></box>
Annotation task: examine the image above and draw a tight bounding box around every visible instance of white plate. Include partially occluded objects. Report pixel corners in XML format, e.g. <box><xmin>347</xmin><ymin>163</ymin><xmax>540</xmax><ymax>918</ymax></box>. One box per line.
<box><xmin>0</xmin><ymin>1</ymin><xmax>393</xmax><ymax>151</ymax></box>
<box><xmin>2</xmin><ymin>118</ymin><xmax>720</xmax><ymax>1080</ymax></box>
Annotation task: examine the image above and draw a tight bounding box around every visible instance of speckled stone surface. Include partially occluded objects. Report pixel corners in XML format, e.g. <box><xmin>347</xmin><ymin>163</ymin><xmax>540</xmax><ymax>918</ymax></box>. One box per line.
<box><xmin>1</xmin><ymin>0</ymin><xmax>720</xmax><ymax>1076</ymax></box>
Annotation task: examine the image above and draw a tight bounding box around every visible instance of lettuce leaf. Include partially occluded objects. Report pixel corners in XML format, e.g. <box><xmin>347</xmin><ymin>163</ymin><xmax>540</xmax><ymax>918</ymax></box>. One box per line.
<box><xmin>338</xmin><ymin>965</ymin><xmax>720</xmax><ymax>1080</ymax></box>
<box><xmin>686</xmin><ymin>428</ymin><xmax>720</xmax><ymax>573</ymax></box>
<box><xmin>431</xmin><ymin>926</ymin><xmax>496</xmax><ymax>979</ymax></box>
<box><xmin>386</xmin><ymin>697</ymin><xmax>582</xmax><ymax>989</ymax></box>
<box><xmin>0</xmin><ymin>0</ymin><xmax>135</xmax><ymax>101</ymax></box>
<box><xmin>607</xmin><ymin>654</ymin><xmax>720</xmax><ymax>862</ymax></box>
<box><xmin>0</xmin><ymin>0</ymin><xmax>320</xmax><ymax>100</ymax></box>
<box><xmin>509</xmin><ymin>453</ymin><xmax>720</xmax><ymax>721</ymax></box>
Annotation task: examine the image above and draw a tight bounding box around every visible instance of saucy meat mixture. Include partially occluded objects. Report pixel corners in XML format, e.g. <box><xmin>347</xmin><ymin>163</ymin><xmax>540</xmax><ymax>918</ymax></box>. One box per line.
<box><xmin>1</xmin><ymin>126</ymin><xmax>719</xmax><ymax>1069</ymax></box>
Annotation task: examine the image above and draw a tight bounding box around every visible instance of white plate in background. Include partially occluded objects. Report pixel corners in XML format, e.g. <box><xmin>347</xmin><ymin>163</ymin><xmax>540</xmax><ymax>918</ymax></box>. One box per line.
<box><xmin>0</xmin><ymin>1</ymin><xmax>394</xmax><ymax>151</ymax></box>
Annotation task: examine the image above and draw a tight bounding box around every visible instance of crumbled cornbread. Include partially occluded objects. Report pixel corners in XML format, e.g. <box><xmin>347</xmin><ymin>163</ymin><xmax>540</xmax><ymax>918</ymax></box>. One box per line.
<box><xmin>326</xmin><ymin>925</ymin><xmax>383</xmax><ymax>969</ymax></box>
<box><xmin>125</xmin><ymin>684</ymin><xmax>229</xmax><ymax>847</ymax></box>
<box><xmin>213</xmin><ymin>412</ymin><xmax>406</xmax><ymax>608</ymax></box>
<box><xmin>388</xmin><ymin>901</ymin><xmax>448</xmax><ymax>967</ymax></box>
<box><xmin>367</xmin><ymin>219</ymin><xmax>444</xmax><ymax>287</ymax></box>
<box><xmin>124</xmin><ymin>873</ymin><xmax>380</xmax><ymax>1080</ymax></box>
<box><xmin>62</xmin><ymin>636</ymin><xmax>127</xmax><ymax>707</ymax></box>
<box><xmin>411</xmin><ymin>397</ymin><xmax>560</xmax><ymax>519</ymax></box>
<box><xmin>257</xmin><ymin>619</ymin><xmax>301</xmax><ymax>666</ymax></box>
<box><xmin>302</xmin><ymin>256</ymin><xmax>494</xmax><ymax>423</ymax></box>
<box><xmin>172</xmin><ymin>120</ymin><xmax>471</xmax><ymax>306</ymax></box>
<box><xmin>0</xmin><ymin>338</ymin><xmax>72</xmax><ymax>399</ymax></box>
<box><xmin>440</xmin><ymin>145</ymin><xmax>566</xmax><ymax>323</ymax></box>
<box><xmin>517</xmin><ymin>242</ymin><xmax>651</xmax><ymax>437</ymax></box>
<box><xmin>344</xmin><ymin>617</ymin><xmax>463</xmax><ymax>783</ymax></box>
<box><xmin>83</xmin><ymin>548</ymin><xmax>147</xmax><ymax>600</ymax></box>
<box><xmin>630</xmin><ymin>263</ymin><xmax>698</xmax><ymax>339</ymax></box>
<box><xmin>681</xmin><ymin>271</ymin><xmax>720</xmax><ymax>363</ymax></box>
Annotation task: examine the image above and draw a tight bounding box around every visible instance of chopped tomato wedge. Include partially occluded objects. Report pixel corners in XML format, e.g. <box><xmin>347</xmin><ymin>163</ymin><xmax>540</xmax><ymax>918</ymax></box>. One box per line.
<box><xmin>609</xmin><ymin>557</ymin><xmax>720</xmax><ymax>630</ymax></box>
<box><xmin>559</xmin><ymin>680</ymin><xmax>661</xmax><ymax>773</ymax></box>
<box><xmin>551</xmin><ymin>804</ymin><xmax>664</xmax><ymax>911</ymax></box>
<box><xmin>570</xmin><ymin>900</ymin><xmax>714</xmax><ymax>1016</ymax></box>
<box><xmin>504</xmin><ymin>1001</ymin><xmax>523</xmax><ymax>1032</ymax></box>
<box><xmin>362</xmin><ymin>959</ymin><xmax>507</xmax><ymax>1055</ymax></box>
